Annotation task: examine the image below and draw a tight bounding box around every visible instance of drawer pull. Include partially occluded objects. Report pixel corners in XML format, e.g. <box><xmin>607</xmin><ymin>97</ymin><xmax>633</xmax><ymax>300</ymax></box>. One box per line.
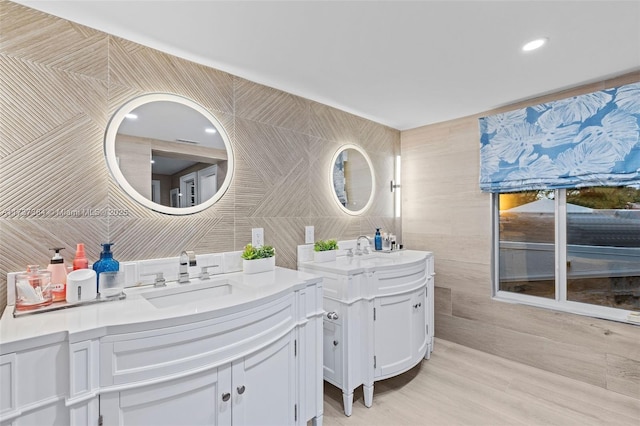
<box><xmin>237</xmin><ymin>385</ymin><xmax>246</xmax><ymax>395</ymax></box>
<box><xmin>333</xmin><ymin>340</ymin><xmax>339</xmax><ymax>346</ymax></box>
<box><xmin>222</xmin><ymin>392</ymin><xmax>231</xmax><ymax>402</ymax></box>
<box><xmin>327</xmin><ymin>312</ymin><xmax>339</xmax><ymax>320</ymax></box>
<box><xmin>413</xmin><ymin>303</ymin><xmax>422</xmax><ymax>309</ymax></box>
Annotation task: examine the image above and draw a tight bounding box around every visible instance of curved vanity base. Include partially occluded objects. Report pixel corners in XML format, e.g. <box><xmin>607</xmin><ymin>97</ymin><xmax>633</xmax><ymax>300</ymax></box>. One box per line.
<box><xmin>343</xmin><ymin>392</ymin><xmax>354</xmax><ymax>416</ymax></box>
<box><xmin>363</xmin><ymin>384</ymin><xmax>374</xmax><ymax>407</ymax></box>
<box><xmin>299</xmin><ymin>248</ymin><xmax>435</xmax><ymax>419</ymax></box>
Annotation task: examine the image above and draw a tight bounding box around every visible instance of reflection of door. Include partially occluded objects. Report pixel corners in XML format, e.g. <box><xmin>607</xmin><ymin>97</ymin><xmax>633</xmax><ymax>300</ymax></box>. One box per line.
<box><xmin>151</xmin><ymin>180</ymin><xmax>161</xmax><ymax>204</ymax></box>
<box><xmin>170</xmin><ymin>188</ymin><xmax>180</xmax><ymax>207</ymax></box>
<box><xmin>198</xmin><ymin>165</ymin><xmax>218</xmax><ymax>203</ymax></box>
<box><xmin>180</xmin><ymin>172</ymin><xmax>198</xmax><ymax>207</ymax></box>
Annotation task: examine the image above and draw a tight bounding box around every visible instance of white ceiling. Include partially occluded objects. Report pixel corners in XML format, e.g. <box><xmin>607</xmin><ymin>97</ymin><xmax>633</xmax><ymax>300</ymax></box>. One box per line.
<box><xmin>14</xmin><ymin>0</ymin><xmax>640</xmax><ymax>130</ymax></box>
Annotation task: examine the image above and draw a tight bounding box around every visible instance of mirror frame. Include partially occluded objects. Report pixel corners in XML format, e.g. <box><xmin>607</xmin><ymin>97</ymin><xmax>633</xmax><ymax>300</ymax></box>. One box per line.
<box><xmin>104</xmin><ymin>93</ymin><xmax>234</xmax><ymax>215</ymax></box>
<box><xmin>329</xmin><ymin>144</ymin><xmax>375</xmax><ymax>215</ymax></box>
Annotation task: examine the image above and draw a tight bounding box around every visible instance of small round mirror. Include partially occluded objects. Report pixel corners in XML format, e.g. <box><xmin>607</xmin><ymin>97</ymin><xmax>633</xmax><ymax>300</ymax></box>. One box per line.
<box><xmin>330</xmin><ymin>144</ymin><xmax>375</xmax><ymax>215</ymax></box>
<box><xmin>105</xmin><ymin>94</ymin><xmax>234</xmax><ymax>215</ymax></box>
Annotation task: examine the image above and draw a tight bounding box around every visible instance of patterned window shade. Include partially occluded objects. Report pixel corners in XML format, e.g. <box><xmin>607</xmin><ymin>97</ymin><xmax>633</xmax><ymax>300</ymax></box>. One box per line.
<box><xmin>479</xmin><ymin>82</ymin><xmax>640</xmax><ymax>193</ymax></box>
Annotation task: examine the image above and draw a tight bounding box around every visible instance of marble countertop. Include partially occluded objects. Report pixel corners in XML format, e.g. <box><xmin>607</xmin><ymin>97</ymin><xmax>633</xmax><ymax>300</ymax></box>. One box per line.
<box><xmin>0</xmin><ymin>267</ymin><xmax>321</xmax><ymax>353</ymax></box>
<box><xmin>299</xmin><ymin>249</ymin><xmax>431</xmax><ymax>275</ymax></box>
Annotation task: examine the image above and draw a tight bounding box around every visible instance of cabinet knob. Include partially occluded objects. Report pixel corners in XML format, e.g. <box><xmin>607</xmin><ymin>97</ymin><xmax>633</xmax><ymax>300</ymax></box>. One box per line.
<box><xmin>237</xmin><ymin>385</ymin><xmax>246</xmax><ymax>395</ymax></box>
<box><xmin>222</xmin><ymin>392</ymin><xmax>231</xmax><ymax>402</ymax></box>
<box><xmin>327</xmin><ymin>312</ymin><xmax>339</xmax><ymax>320</ymax></box>
<box><xmin>333</xmin><ymin>340</ymin><xmax>339</xmax><ymax>346</ymax></box>
<box><xmin>413</xmin><ymin>303</ymin><xmax>422</xmax><ymax>309</ymax></box>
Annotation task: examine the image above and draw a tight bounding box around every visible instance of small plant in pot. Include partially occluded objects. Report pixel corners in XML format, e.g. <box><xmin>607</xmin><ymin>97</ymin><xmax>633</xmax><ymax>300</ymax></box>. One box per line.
<box><xmin>241</xmin><ymin>244</ymin><xmax>276</xmax><ymax>274</ymax></box>
<box><xmin>313</xmin><ymin>239</ymin><xmax>339</xmax><ymax>262</ymax></box>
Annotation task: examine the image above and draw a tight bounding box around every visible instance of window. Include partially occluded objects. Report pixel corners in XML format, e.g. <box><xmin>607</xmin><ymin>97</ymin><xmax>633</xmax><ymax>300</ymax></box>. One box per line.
<box><xmin>494</xmin><ymin>187</ymin><xmax>640</xmax><ymax>322</ymax></box>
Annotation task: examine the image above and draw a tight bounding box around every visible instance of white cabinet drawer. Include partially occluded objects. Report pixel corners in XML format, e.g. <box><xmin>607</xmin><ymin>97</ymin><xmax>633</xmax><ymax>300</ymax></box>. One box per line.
<box><xmin>374</xmin><ymin>261</ymin><xmax>427</xmax><ymax>296</ymax></box>
<box><xmin>100</xmin><ymin>294</ymin><xmax>295</xmax><ymax>387</ymax></box>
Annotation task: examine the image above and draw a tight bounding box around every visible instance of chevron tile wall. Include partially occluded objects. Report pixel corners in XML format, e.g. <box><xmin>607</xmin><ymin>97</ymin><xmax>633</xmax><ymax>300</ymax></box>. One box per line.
<box><xmin>0</xmin><ymin>1</ymin><xmax>400</xmax><ymax>312</ymax></box>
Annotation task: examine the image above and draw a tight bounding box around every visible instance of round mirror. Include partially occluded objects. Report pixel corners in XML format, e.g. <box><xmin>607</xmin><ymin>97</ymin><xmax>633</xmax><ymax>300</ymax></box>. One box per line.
<box><xmin>330</xmin><ymin>144</ymin><xmax>375</xmax><ymax>215</ymax></box>
<box><xmin>105</xmin><ymin>93</ymin><xmax>234</xmax><ymax>215</ymax></box>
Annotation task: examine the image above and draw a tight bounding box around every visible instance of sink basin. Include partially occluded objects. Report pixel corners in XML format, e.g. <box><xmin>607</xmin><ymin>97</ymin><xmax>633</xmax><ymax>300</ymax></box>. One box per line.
<box><xmin>142</xmin><ymin>279</ymin><xmax>235</xmax><ymax>309</ymax></box>
<box><xmin>361</xmin><ymin>255</ymin><xmax>396</xmax><ymax>266</ymax></box>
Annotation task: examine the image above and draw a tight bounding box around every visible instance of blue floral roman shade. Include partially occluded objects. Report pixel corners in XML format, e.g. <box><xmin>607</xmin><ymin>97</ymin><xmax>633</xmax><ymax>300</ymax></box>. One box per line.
<box><xmin>479</xmin><ymin>82</ymin><xmax>640</xmax><ymax>193</ymax></box>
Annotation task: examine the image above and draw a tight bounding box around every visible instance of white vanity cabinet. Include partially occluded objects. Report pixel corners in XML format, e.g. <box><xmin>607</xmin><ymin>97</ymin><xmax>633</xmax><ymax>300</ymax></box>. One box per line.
<box><xmin>373</xmin><ymin>286</ymin><xmax>427</xmax><ymax>378</ymax></box>
<box><xmin>0</xmin><ymin>339</ymin><xmax>71</xmax><ymax>426</ymax></box>
<box><xmin>299</xmin><ymin>249</ymin><xmax>434</xmax><ymax>417</ymax></box>
<box><xmin>99</xmin><ymin>331</ymin><xmax>296</xmax><ymax>426</ymax></box>
<box><xmin>97</xmin><ymin>294</ymin><xmax>299</xmax><ymax>426</ymax></box>
<box><xmin>1</xmin><ymin>268</ymin><xmax>323</xmax><ymax>426</ymax></box>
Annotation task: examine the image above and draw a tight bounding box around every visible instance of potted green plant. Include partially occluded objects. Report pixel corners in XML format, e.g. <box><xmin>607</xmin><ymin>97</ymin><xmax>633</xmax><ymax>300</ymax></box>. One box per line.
<box><xmin>241</xmin><ymin>244</ymin><xmax>276</xmax><ymax>274</ymax></box>
<box><xmin>313</xmin><ymin>239</ymin><xmax>339</xmax><ymax>262</ymax></box>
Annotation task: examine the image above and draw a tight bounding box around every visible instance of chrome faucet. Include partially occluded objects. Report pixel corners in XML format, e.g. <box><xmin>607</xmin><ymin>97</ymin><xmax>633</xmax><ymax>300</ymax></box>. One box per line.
<box><xmin>199</xmin><ymin>265</ymin><xmax>219</xmax><ymax>280</ymax></box>
<box><xmin>355</xmin><ymin>236</ymin><xmax>372</xmax><ymax>256</ymax></box>
<box><xmin>179</xmin><ymin>251</ymin><xmax>196</xmax><ymax>284</ymax></box>
<box><xmin>141</xmin><ymin>272</ymin><xmax>166</xmax><ymax>288</ymax></box>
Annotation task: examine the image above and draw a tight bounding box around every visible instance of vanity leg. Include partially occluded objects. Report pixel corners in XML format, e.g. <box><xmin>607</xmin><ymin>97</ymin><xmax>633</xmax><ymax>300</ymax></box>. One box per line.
<box><xmin>312</xmin><ymin>414</ymin><xmax>323</xmax><ymax>426</ymax></box>
<box><xmin>342</xmin><ymin>391</ymin><xmax>354</xmax><ymax>416</ymax></box>
<box><xmin>363</xmin><ymin>384</ymin><xmax>374</xmax><ymax>408</ymax></box>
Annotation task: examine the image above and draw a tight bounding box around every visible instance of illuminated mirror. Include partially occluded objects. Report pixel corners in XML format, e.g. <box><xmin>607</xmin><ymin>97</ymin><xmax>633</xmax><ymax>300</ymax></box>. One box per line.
<box><xmin>105</xmin><ymin>93</ymin><xmax>234</xmax><ymax>215</ymax></box>
<box><xmin>330</xmin><ymin>144</ymin><xmax>375</xmax><ymax>215</ymax></box>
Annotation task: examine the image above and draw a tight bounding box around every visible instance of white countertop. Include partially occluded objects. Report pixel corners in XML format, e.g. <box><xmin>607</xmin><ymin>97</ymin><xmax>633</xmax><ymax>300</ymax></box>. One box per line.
<box><xmin>299</xmin><ymin>249</ymin><xmax>431</xmax><ymax>275</ymax></box>
<box><xmin>0</xmin><ymin>267</ymin><xmax>321</xmax><ymax>353</ymax></box>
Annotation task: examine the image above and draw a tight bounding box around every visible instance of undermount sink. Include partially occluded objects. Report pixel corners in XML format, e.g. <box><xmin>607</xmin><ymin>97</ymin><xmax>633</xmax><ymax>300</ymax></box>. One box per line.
<box><xmin>142</xmin><ymin>279</ymin><xmax>235</xmax><ymax>309</ymax></box>
<box><xmin>360</xmin><ymin>255</ymin><xmax>396</xmax><ymax>265</ymax></box>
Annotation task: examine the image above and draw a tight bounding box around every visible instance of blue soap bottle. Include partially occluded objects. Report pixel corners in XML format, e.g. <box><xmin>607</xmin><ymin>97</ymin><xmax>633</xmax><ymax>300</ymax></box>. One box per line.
<box><xmin>374</xmin><ymin>228</ymin><xmax>382</xmax><ymax>251</ymax></box>
<box><xmin>93</xmin><ymin>243</ymin><xmax>119</xmax><ymax>291</ymax></box>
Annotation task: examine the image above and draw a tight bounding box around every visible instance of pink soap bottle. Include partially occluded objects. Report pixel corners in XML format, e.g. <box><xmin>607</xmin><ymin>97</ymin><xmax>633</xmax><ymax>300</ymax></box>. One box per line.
<box><xmin>47</xmin><ymin>247</ymin><xmax>68</xmax><ymax>302</ymax></box>
<box><xmin>73</xmin><ymin>243</ymin><xmax>89</xmax><ymax>270</ymax></box>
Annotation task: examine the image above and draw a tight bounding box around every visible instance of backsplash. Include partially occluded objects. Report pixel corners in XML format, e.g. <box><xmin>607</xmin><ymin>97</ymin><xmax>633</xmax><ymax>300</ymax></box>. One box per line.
<box><xmin>0</xmin><ymin>0</ymin><xmax>400</xmax><ymax>312</ymax></box>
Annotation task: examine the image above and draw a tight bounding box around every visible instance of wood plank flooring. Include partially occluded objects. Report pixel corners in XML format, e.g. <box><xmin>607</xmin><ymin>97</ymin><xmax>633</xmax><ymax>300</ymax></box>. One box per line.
<box><xmin>321</xmin><ymin>339</ymin><xmax>640</xmax><ymax>426</ymax></box>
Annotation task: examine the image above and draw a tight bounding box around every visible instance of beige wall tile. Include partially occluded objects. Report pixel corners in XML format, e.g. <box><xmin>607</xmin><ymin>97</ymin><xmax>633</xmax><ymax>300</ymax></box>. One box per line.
<box><xmin>0</xmin><ymin>2</ymin><xmax>399</xmax><ymax>314</ymax></box>
<box><xmin>403</xmin><ymin>71</ymin><xmax>640</xmax><ymax>398</ymax></box>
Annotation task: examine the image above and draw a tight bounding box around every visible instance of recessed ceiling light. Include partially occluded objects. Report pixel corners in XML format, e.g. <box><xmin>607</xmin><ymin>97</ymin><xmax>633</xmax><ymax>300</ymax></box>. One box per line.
<box><xmin>522</xmin><ymin>37</ymin><xmax>548</xmax><ymax>52</ymax></box>
<box><xmin>205</xmin><ymin>128</ymin><xmax>217</xmax><ymax>134</ymax></box>
<box><xmin>125</xmin><ymin>113</ymin><xmax>138</xmax><ymax>119</ymax></box>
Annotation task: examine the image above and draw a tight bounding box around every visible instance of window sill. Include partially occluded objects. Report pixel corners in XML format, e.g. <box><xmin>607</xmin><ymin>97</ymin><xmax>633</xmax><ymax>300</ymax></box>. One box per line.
<box><xmin>493</xmin><ymin>291</ymin><xmax>639</xmax><ymax>326</ymax></box>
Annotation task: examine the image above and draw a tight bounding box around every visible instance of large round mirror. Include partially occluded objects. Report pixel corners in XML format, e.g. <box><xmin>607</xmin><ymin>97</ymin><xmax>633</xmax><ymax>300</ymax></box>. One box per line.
<box><xmin>105</xmin><ymin>93</ymin><xmax>234</xmax><ymax>215</ymax></box>
<box><xmin>330</xmin><ymin>144</ymin><xmax>375</xmax><ymax>215</ymax></box>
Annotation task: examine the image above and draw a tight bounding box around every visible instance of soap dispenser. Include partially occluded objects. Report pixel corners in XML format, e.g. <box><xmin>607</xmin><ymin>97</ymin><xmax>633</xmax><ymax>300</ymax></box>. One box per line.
<box><xmin>93</xmin><ymin>243</ymin><xmax>119</xmax><ymax>291</ymax></box>
<box><xmin>374</xmin><ymin>228</ymin><xmax>382</xmax><ymax>251</ymax></box>
<box><xmin>73</xmin><ymin>243</ymin><xmax>89</xmax><ymax>270</ymax></box>
<box><xmin>47</xmin><ymin>248</ymin><xmax>67</xmax><ymax>302</ymax></box>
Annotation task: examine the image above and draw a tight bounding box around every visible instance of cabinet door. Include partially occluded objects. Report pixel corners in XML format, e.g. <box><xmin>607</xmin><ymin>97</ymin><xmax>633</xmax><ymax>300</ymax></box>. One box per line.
<box><xmin>99</xmin><ymin>368</ymin><xmax>228</xmax><ymax>426</ymax></box>
<box><xmin>373</xmin><ymin>293</ymin><xmax>414</xmax><ymax>378</ymax></box>
<box><xmin>232</xmin><ymin>331</ymin><xmax>295</xmax><ymax>426</ymax></box>
<box><xmin>412</xmin><ymin>288</ymin><xmax>428</xmax><ymax>358</ymax></box>
<box><xmin>322</xmin><ymin>320</ymin><xmax>343</xmax><ymax>386</ymax></box>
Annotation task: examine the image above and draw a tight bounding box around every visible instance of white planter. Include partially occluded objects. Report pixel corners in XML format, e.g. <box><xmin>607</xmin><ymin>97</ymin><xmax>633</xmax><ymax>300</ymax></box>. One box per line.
<box><xmin>243</xmin><ymin>256</ymin><xmax>275</xmax><ymax>274</ymax></box>
<box><xmin>314</xmin><ymin>250</ymin><xmax>337</xmax><ymax>263</ymax></box>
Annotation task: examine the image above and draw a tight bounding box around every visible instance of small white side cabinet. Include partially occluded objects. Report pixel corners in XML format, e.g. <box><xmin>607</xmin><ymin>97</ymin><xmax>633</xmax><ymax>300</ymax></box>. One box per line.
<box><xmin>0</xmin><ymin>269</ymin><xmax>323</xmax><ymax>426</ymax></box>
<box><xmin>300</xmin><ymin>250</ymin><xmax>434</xmax><ymax>416</ymax></box>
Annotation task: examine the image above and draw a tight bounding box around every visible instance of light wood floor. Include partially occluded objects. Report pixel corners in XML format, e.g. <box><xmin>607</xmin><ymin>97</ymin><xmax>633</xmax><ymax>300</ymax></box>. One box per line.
<box><xmin>321</xmin><ymin>339</ymin><xmax>640</xmax><ymax>426</ymax></box>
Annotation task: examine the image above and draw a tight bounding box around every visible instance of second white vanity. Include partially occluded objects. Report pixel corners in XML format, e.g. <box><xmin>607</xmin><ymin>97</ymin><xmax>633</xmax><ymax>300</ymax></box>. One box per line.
<box><xmin>298</xmin><ymin>247</ymin><xmax>434</xmax><ymax>416</ymax></box>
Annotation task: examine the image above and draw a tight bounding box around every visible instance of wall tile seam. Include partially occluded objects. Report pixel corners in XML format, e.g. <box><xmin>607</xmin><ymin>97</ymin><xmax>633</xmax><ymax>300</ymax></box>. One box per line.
<box><xmin>0</xmin><ymin>51</ymin><xmax>109</xmax><ymax>86</ymax></box>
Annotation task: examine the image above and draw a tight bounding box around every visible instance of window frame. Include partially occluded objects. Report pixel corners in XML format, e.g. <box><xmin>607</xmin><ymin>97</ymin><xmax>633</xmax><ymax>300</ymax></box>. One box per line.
<box><xmin>491</xmin><ymin>189</ymin><xmax>637</xmax><ymax>324</ymax></box>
